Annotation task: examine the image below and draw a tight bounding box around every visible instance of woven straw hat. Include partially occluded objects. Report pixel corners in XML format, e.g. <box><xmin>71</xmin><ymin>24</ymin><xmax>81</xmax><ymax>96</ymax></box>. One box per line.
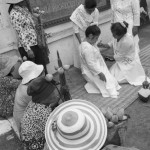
<box><xmin>45</xmin><ymin>99</ymin><xmax>107</xmax><ymax>150</ymax></box>
<box><xmin>0</xmin><ymin>0</ymin><xmax>23</xmax><ymax>4</ymax></box>
<box><xmin>19</xmin><ymin>61</ymin><xmax>44</xmax><ymax>84</ymax></box>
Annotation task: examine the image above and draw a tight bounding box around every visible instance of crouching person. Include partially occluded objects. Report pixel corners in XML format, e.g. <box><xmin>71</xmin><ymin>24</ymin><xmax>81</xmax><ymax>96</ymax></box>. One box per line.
<box><xmin>13</xmin><ymin>61</ymin><xmax>45</xmax><ymax>133</ymax></box>
<box><xmin>20</xmin><ymin>74</ymin><xmax>60</xmax><ymax>150</ymax></box>
<box><xmin>0</xmin><ymin>55</ymin><xmax>22</xmax><ymax>118</ymax></box>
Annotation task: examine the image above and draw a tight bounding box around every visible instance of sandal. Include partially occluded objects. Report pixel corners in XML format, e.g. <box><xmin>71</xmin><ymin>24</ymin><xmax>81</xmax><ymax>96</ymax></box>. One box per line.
<box><xmin>104</xmin><ymin>56</ymin><xmax>115</xmax><ymax>61</ymax></box>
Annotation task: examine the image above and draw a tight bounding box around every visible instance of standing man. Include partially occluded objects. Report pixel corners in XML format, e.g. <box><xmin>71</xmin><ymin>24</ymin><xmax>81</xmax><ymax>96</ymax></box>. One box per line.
<box><xmin>70</xmin><ymin>0</ymin><xmax>99</xmax><ymax>68</ymax></box>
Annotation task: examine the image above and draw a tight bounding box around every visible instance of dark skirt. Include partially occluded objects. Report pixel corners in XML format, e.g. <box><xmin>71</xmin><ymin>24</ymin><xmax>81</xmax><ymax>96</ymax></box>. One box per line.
<box><xmin>19</xmin><ymin>45</ymin><xmax>49</xmax><ymax>74</ymax></box>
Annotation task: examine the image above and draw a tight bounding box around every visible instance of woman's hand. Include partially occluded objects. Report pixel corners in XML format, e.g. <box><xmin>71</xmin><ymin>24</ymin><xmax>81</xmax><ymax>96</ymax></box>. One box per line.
<box><xmin>27</xmin><ymin>50</ymin><xmax>35</xmax><ymax>58</ymax></box>
<box><xmin>132</xmin><ymin>26</ymin><xmax>139</xmax><ymax>36</ymax></box>
<box><xmin>97</xmin><ymin>42</ymin><xmax>110</xmax><ymax>49</ymax></box>
<box><xmin>97</xmin><ymin>42</ymin><xmax>104</xmax><ymax>48</ymax></box>
<box><xmin>98</xmin><ymin>72</ymin><xmax>106</xmax><ymax>82</ymax></box>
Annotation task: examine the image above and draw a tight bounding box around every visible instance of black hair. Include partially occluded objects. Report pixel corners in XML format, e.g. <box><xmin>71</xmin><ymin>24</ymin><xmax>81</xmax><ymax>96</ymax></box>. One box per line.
<box><xmin>84</xmin><ymin>0</ymin><xmax>97</xmax><ymax>9</ymax></box>
<box><xmin>85</xmin><ymin>25</ymin><xmax>101</xmax><ymax>37</ymax></box>
<box><xmin>111</xmin><ymin>21</ymin><xmax>129</xmax><ymax>36</ymax></box>
<box><xmin>8</xmin><ymin>4</ymin><xmax>14</xmax><ymax>14</ymax></box>
<box><xmin>8</xmin><ymin>0</ymin><xmax>32</xmax><ymax>13</ymax></box>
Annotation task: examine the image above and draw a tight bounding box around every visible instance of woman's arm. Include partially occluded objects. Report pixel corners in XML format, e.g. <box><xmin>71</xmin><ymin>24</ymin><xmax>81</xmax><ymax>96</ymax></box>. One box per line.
<box><xmin>10</xmin><ymin>10</ymin><xmax>35</xmax><ymax>58</ymax></box>
<box><xmin>131</xmin><ymin>0</ymin><xmax>140</xmax><ymax>36</ymax></box>
<box><xmin>72</xmin><ymin>23</ymin><xmax>82</xmax><ymax>44</ymax></box>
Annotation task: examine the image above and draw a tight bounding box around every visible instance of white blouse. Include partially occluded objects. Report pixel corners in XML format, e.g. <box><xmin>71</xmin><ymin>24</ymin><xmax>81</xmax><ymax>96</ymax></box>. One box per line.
<box><xmin>110</xmin><ymin>0</ymin><xmax>140</xmax><ymax>26</ymax></box>
<box><xmin>80</xmin><ymin>42</ymin><xmax>102</xmax><ymax>75</ymax></box>
<box><xmin>109</xmin><ymin>34</ymin><xmax>135</xmax><ymax>64</ymax></box>
<box><xmin>70</xmin><ymin>4</ymin><xmax>99</xmax><ymax>41</ymax></box>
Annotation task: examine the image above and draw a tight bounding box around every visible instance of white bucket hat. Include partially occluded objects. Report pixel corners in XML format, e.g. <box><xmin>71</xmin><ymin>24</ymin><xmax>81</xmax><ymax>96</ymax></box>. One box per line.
<box><xmin>45</xmin><ymin>99</ymin><xmax>107</xmax><ymax>150</ymax></box>
<box><xmin>0</xmin><ymin>0</ymin><xmax>23</xmax><ymax>4</ymax></box>
<box><xmin>19</xmin><ymin>61</ymin><xmax>44</xmax><ymax>85</ymax></box>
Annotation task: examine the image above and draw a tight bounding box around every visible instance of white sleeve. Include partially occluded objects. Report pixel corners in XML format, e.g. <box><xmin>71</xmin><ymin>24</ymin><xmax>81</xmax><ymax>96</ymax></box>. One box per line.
<box><xmin>93</xmin><ymin>8</ymin><xmax>100</xmax><ymax>25</ymax></box>
<box><xmin>72</xmin><ymin>22</ymin><xmax>79</xmax><ymax>33</ymax></box>
<box><xmin>110</xmin><ymin>0</ymin><xmax>115</xmax><ymax>23</ymax></box>
<box><xmin>131</xmin><ymin>0</ymin><xmax>140</xmax><ymax>26</ymax></box>
<box><xmin>82</xmin><ymin>45</ymin><xmax>101</xmax><ymax>75</ymax></box>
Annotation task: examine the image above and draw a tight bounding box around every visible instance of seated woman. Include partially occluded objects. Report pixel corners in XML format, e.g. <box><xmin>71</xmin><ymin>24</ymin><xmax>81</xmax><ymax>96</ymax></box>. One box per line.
<box><xmin>79</xmin><ymin>25</ymin><xmax>121</xmax><ymax>98</ymax></box>
<box><xmin>98</xmin><ymin>21</ymin><xmax>146</xmax><ymax>85</ymax></box>
<box><xmin>0</xmin><ymin>55</ymin><xmax>22</xmax><ymax>118</ymax></box>
<box><xmin>20</xmin><ymin>75</ymin><xmax>61</xmax><ymax>150</ymax></box>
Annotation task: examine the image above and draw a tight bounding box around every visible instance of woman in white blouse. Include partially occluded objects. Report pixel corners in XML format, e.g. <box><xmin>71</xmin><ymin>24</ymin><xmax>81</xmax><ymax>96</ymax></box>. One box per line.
<box><xmin>99</xmin><ymin>22</ymin><xmax>146</xmax><ymax>86</ymax></box>
<box><xmin>110</xmin><ymin>0</ymin><xmax>140</xmax><ymax>54</ymax></box>
<box><xmin>70</xmin><ymin>0</ymin><xmax>99</xmax><ymax>68</ymax></box>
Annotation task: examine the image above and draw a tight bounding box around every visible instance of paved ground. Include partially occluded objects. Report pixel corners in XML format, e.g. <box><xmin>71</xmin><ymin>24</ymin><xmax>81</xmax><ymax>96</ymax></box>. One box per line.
<box><xmin>125</xmin><ymin>100</ymin><xmax>150</xmax><ymax>150</ymax></box>
<box><xmin>124</xmin><ymin>24</ymin><xmax>150</xmax><ymax>150</ymax></box>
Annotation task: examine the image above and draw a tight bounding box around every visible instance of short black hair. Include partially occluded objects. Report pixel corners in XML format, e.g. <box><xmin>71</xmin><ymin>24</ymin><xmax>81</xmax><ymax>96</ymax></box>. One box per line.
<box><xmin>111</xmin><ymin>21</ymin><xmax>129</xmax><ymax>36</ymax></box>
<box><xmin>84</xmin><ymin>0</ymin><xmax>97</xmax><ymax>9</ymax></box>
<box><xmin>85</xmin><ymin>25</ymin><xmax>101</xmax><ymax>37</ymax></box>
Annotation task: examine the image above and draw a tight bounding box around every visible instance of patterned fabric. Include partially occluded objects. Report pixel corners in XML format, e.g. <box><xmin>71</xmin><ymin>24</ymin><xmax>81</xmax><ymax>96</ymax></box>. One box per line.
<box><xmin>21</xmin><ymin>101</ymin><xmax>52</xmax><ymax>150</ymax></box>
<box><xmin>10</xmin><ymin>6</ymin><xmax>37</xmax><ymax>52</ymax></box>
<box><xmin>0</xmin><ymin>76</ymin><xmax>20</xmax><ymax>118</ymax></box>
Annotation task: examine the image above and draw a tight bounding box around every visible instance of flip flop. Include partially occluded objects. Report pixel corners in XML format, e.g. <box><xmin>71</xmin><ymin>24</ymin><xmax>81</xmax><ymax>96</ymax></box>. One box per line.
<box><xmin>104</xmin><ymin>56</ymin><xmax>115</xmax><ymax>61</ymax></box>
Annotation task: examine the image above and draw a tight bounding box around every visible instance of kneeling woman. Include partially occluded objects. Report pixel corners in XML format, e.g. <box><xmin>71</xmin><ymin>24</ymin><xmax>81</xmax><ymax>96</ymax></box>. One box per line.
<box><xmin>79</xmin><ymin>25</ymin><xmax>120</xmax><ymax>98</ymax></box>
<box><xmin>20</xmin><ymin>75</ymin><xmax>60</xmax><ymax>150</ymax></box>
<box><xmin>99</xmin><ymin>22</ymin><xmax>146</xmax><ymax>85</ymax></box>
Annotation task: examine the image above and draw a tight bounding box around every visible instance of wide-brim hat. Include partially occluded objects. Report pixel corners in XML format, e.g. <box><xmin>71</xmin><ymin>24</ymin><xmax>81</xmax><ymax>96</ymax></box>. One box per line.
<box><xmin>19</xmin><ymin>61</ymin><xmax>44</xmax><ymax>84</ymax></box>
<box><xmin>0</xmin><ymin>55</ymin><xmax>20</xmax><ymax>77</ymax></box>
<box><xmin>0</xmin><ymin>0</ymin><xmax>23</xmax><ymax>4</ymax></box>
<box><xmin>45</xmin><ymin>99</ymin><xmax>107</xmax><ymax>150</ymax></box>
